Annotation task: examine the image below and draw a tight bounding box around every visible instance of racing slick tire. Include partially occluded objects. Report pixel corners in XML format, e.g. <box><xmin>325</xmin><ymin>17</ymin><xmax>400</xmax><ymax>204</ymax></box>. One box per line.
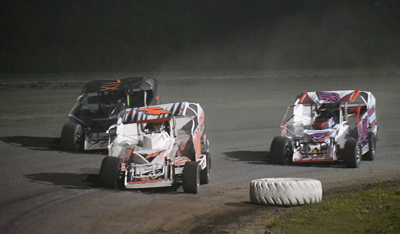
<box><xmin>61</xmin><ymin>123</ymin><xmax>84</xmax><ymax>152</ymax></box>
<box><xmin>100</xmin><ymin>156</ymin><xmax>124</xmax><ymax>189</ymax></box>
<box><xmin>343</xmin><ymin>139</ymin><xmax>362</xmax><ymax>168</ymax></box>
<box><xmin>363</xmin><ymin>132</ymin><xmax>376</xmax><ymax>161</ymax></box>
<box><xmin>270</xmin><ymin>137</ymin><xmax>293</xmax><ymax>165</ymax></box>
<box><xmin>250</xmin><ymin>178</ymin><xmax>322</xmax><ymax>206</ymax></box>
<box><xmin>183</xmin><ymin>161</ymin><xmax>201</xmax><ymax>194</ymax></box>
<box><xmin>200</xmin><ymin>153</ymin><xmax>211</xmax><ymax>185</ymax></box>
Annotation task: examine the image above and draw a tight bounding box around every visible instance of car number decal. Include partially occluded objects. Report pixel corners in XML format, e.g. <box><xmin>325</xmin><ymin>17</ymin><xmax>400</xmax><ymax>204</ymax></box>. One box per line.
<box><xmin>317</xmin><ymin>92</ymin><xmax>340</xmax><ymax>102</ymax></box>
<box><xmin>99</xmin><ymin>79</ymin><xmax>121</xmax><ymax>91</ymax></box>
<box><xmin>139</xmin><ymin>107</ymin><xmax>169</xmax><ymax>115</ymax></box>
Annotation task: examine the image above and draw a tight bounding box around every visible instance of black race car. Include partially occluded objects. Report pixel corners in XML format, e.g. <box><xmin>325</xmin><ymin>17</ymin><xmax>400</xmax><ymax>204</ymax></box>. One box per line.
<box><xmin>61</xmin><ymin>77</ymin><xmax>159</xmax><ymax>152</ymax></box>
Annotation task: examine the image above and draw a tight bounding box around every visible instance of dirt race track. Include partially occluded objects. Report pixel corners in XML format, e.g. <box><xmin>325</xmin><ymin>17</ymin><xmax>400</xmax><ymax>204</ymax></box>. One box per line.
<box><xmin>0</xmin><ymin>72</ymin><xmax>399</xmax><ymax>233</ymax></box>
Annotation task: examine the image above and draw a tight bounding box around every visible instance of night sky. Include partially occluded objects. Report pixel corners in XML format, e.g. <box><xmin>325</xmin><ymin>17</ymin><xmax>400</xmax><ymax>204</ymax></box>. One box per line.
<box><xmin>1</xmin><ymin>0</ymin><xmax>399</xmax><ymax>74</ymax></box>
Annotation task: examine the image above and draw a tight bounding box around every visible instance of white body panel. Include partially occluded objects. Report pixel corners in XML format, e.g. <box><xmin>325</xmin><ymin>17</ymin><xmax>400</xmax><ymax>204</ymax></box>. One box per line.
<box><xmin>279</xmin><ymin>90</ymin><xmax>378</xmax><ymax>163</ymax></box>
<box><xmin>105</xmin><ymin>102</ymin><xmax>209</xmax><ymax>189</ymax></box>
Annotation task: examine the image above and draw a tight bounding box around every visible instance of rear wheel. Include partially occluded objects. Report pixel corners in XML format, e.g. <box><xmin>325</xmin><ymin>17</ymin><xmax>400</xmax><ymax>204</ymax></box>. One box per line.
<box><xmin>200</xmin><ymin>153</ymin><xmax>211</xmax><ymax>185</ymax></box>
<box><xmin>100</xmin><ymin>156</ymin><xmax>124</xmax><ymax>189</ymax></box>
<box><xmin>344</xmin><ymin>139</ymin><xmax>362</xmax><ymax>168</ymax></box>
<box><xmin>183</xmin><ymin>161</ymin><xmax>201</xmax><ymax>194</ymax></box>
<box><xmin>270</xmin><ymin>137</ymin><xmax>293</xmax><ymax>165</ymax></box>
<box><xmin>363</xmin><ymin>132</ymin><xmax>376</xmax><ymax>161</ymax></box>
<box><xmin>61</xmin><ymin>123</ymin><xmax>84</xmax><ymax>152</ymax></box>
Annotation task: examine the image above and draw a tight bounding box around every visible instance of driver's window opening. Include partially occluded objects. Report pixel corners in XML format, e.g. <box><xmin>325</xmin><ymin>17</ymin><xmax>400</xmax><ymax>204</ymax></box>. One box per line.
<box><xmin>141</xmin><ymin>121</ymin><xmax>171</xmax><ymax>135</ymax></box>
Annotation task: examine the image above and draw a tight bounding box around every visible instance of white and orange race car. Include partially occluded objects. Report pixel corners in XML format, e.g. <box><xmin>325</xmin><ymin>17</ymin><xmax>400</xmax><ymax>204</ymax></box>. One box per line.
<box><xmin>270</xmin><ymin>90</ymin><xmax>378</xmax><ymax>168</ymax></box>
<box><xmin>99</xmin><ymin>102</ymin><xmax>210</xmax><ymax>193</ymax></box>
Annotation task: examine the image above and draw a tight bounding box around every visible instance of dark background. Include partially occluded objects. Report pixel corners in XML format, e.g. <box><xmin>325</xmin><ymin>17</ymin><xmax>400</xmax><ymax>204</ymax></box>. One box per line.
<box><xmin>1</xmin><ymin>0</ymin><xmax>399</xmax><ymax>74</ymax></box>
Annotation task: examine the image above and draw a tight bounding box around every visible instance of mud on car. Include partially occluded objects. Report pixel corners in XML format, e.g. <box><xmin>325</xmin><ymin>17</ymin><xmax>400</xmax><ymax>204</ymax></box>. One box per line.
<box><xmin>270</xmin><ymin>90</ymin><xmax>378</xmax><ymax>168</ymax></box>
<box><xmin>100</xmin><ymin>102</ymin><xmax>210</xmax><ymax>194</ymax></box>
<box><xmin>61</xmin><ymin>77</ymin><xmax>159</xmax><ymax>152</ymax></box>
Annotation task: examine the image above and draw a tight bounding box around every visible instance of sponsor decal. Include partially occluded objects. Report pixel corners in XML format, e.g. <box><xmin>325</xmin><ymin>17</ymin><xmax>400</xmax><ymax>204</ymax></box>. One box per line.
<box><xmin>127</xmin><ymin>178</ymin><xmax>169</xmax><ymax>185</ymax></box>
<box><xmin>301</xmin><ymin>143</ymin><xmax>328</xmax><ymax>154</ymax></box>
<box><xmin>309</xmin><ymin>145</ymin><xmax>322</xmax><ymax>154</ymax></box>
<box><xmin>294</xmin><ymin>157</ymin><xmax>334</xmax><ymax>162</ymax></box>
<box><xmin>358</xmin><ymin>116</ymin><xmax>368</xmax><ymax>142</ymax></box>
<box><xmin>123</xmin><ymin>148</ymin><xmax>134</xmax><ymax>162</ymax></box>
<box><xmin>308</xmin><ymin>132</ymin><xmax>332</xmax><ymax>143</ymax></box>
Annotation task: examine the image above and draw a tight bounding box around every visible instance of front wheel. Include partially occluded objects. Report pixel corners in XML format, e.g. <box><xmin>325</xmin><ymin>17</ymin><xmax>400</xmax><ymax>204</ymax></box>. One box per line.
<box><xmin>344</xmin><ymin>139</ymin><xmax>362</xmax><ymax>168</ymax></box>
<box><xmin>270</xmin><ymin>137</ymin><xmax>293</xmax><ymax>165</ymax></box>
<box><xmin>61</xmin><ymin>123</ymin><xmax>84</xmax><ymax>152</ymax></box>
<box><xmin>100</xmin><ymin>156</ymin><xmax>124</xmax><ymax>189</ymax></box>
<box><xmin>363</xmin><ymin>132</ymin><xmax>376</xmax><ymax>161</ymax></box>
<box><xmin>183</xmin><ymin>161</ymin><xmax>201</xmax><ymax>194</ymax></box>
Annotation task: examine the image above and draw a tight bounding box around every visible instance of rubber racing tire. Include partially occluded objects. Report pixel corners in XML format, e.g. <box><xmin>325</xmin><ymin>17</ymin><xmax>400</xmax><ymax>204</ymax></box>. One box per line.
<box><xmin>363</xmin><ymin>132</ymin><xmax>376</xmax><ymax>161</ymax></box>
<box><xmin>344</xmin><ymin>139</ymin><xmax>362</xmax><ymax>168</ymax></box>
<box><xmin>183</xmin><ymin>161</ymin><xmax>201</xmax><ymax>194</ymax></box>
<box><xmin>250</xmin><ymin>178</ymin><xmax>322</xmax><ymax>206</ymax></box>
<box><xmin>270</xmin><ymin>137</ymin><xmax>293</xmax><ymax>165</ymax></box>
<box><xmin>200</xmin><ymin>153</ymin><xmax>211</xmax><ymax>185</ymax></box>
<box><xmin>100</xmin><ymin>156</ymin><xmax>124</xmax><ymax>189</ymax></box>
<box><xmin>61</xmin><ymin>123</ymin><xmax>84</xmax><ymax>152</ymax></box>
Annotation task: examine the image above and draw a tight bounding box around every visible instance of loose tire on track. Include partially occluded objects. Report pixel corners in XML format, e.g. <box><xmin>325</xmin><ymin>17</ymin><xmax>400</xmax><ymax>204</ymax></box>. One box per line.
<box><xmin>100</xmin><ymin>156</ymin><xmax>124</xmax><ymax>189</ymax></box>
<box><xmin>269</xmin><ymin>137</ymin><xmax>293</xmax><ymax>165</ymax></box>
<box><xmin>200</xmin><ymin>153</ymin><xmax>211</xmax><ymax>185</ymax></box>
<box><xmin>183</xmin><ymin>161</ymin><xmax>201</xmax><ymax>194</ymax></box>
<box><xmin>363</xmin><ymin>132</ymin><xmax>376</xmax><ymax>161</ymax></box>
<box><xmin>61</xmin><ymin>123</ymin><xmax>84</xmax><ymax>152</ymax></box>
<box><xmin>344</xmin><ymin>139</ymin><xmax>362</xmax><ymax>168</ymax></box>
<box><xmin>250</xmin><ymin>178</ymin><xmax>322</xmax><ymax>206</ymax></box>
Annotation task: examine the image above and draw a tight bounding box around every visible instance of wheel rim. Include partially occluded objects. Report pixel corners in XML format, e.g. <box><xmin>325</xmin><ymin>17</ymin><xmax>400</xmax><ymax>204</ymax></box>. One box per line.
<box><xmin>206</xmin><ymin>157</ymin><xmax>210</xmax><ymax>177</ymax></box>
<box><xmin>371</xmin><ymin>139</ymin><xmax>376</xmax><ymax>157</ymax></box>
<box><xmin>355</xmin><ymin>143</ymin><xmax>361</xmax><ymax>164</ymax></box>
<box><xmin>74</xmin><ymin>129</ymin><xmax>82</xmax><ymax>149</ymax></box>
<box><xmin>284</xmin><ymin>142</ymin><xmax>293</xmax><ymax>162</ymax></box>
<box><xmin>197</xmin><ymin>165</ymin><xmax>201</xmax><ymax>187</ymax></box>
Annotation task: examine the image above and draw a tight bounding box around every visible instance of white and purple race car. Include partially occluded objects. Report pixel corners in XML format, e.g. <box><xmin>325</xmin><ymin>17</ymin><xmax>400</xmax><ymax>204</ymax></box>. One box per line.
<box><xmin>270</xmin><ymin>90</ymin><xmax>378</xmax><ymax>168</ymax></box>
<box><xmin>100</xmin><ymin>102</ymin><xmax>210</xmax><ymax>193</ymax></box>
